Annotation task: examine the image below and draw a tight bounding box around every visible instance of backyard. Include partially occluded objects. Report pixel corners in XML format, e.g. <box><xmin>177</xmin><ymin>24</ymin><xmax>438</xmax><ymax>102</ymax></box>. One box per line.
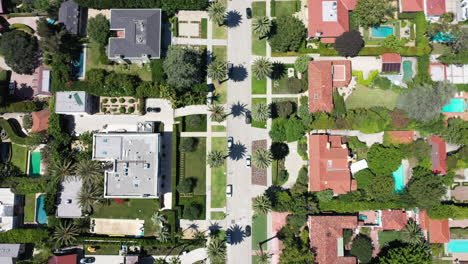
<box><xmin>378</xmin><ymin>230</ymin><xmax>402</xmax><ymax>248</ymax></box>
<box><xmin>252</xmin><ymin>98</ymin><xmax>267</xmax><ymax>129</ymax></box>
<box><xmin>252</xmin><ymin>1</ymin><xmax>267</xmax><ymax>56</ymax></box>
<box><xmin>11</xmin><ymin>143</ymin><xmax>28</xmax><ymax>174</ymax></box>
<box><xmin>211</xmin><ymin>137</ymin><xmax>227</xmax><ymax>209</ymax></box>
<box><xmin>345</xmin><ymin>85</ymin><xmax>399</xmax><ymax>110</ymax></box>
<box><xmin>24</xmin><ymin>193</ymin><xmax>35</xmax><ymax>223</ymax></box>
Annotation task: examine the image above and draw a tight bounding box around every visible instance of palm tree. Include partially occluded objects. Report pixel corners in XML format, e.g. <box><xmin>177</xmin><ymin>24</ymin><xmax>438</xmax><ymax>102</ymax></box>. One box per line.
<box><xmin>208</xmin><ymin>60</ymin><xmax>228</xmax><ymax>82</ymax></box>
<box><xmin>49</xmin><ymin>159</ymin><xmax>75</xmax><ymax>181</ymax></box>
<box><xmin>207</xmin><ymin>150</ymin><xmax>225</xmax><ymax>168</ymax></box>
<box><xmin>53</xmin><ymin>221</ymin><xmax>79</xmax><ymax>246</ymax></box>
<box><xmin>75</xmin><ymin>159</ymin><xmax>102</xmax><ymax>185</ymax></box>
<box><xmin>253</xmin><ymin>16</ymin><xmax>272</xmax><ymax>39</ymax></box>
<box><xmin>251</xmin><ymin>103</ymin><xmax>271</xmax><ymax>122</ymax></box>
<box><xmin>252</xmin><ymin>57</ymin><xmax>273</xmax><ymax>80</ymax></box>
<box><xmin>151</xmin><ymin>212</ymin><xmax>167</xmax><ymax>227</ymax></box>
<box><xmin>73</xmin><ymin>217</ymin><xmax>90</xmax><ymax>233</ymax></box>
<box><xmin>208</xmin><ymin>104</ymin><xmax>226</xmax><ymax>122</ymax></box>
<box><xmin>193</xmin><ymin>230</ymin><xmax>206</xmax><ymax>243</ymax></box>
<box><xmin>155</xmin><ymin>227</ymin><xmax>170</xmax><ymax>242</ymax></box>
<box><xmin>402</xmin><ymin>218</ymin><xmax>423</xmax><ymax>245</ymax></box>
<box><xmin>208</xmin><ymin>1</ymin><xmax>227</xmax><ymax>26</ymax></box>
<box><xmin>252</xmin><ymin>148</ymin><xmax>273</xmax><ymax>169</ymax></box>
<box><xmin>78</xmin><ymin>185</ymin><xmax>103</xmax><ymax>214</ymax></box>
<box><xmin>168</xmin><ymin>256</ymin><xmax>181</xmax><ymax>264</ymax></box>
<box><xmin>257</xmin><ymin>250</ymin><xmax>273</xmax><ymax>264</ymax></box>
<box><xmin>207</xmin><ymin>238</ymin><xmax>227</xmax><ymax>263</ymax></box>
<box><xmin>252</xmin><ymin>195</ymin><xmax>272</xmax><ymax>215</ymax></box>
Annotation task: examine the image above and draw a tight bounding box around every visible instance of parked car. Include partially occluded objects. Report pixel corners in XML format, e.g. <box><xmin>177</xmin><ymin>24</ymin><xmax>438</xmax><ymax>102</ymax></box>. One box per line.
<box><xmin>245</xmin><ymin>225</ymin><xmax>251</xmax><ymax>237</ymax></box>
<box><xmin>227</xmin><ymin>136</ymin><xmax>233</xmax><ymax>149</ymax></box>
<box><xmin>226</xmin><ymin>184</ymin><xmax>233</xmax><ymax>197</ymax></box>
<box><xmin>80</xmin><ymin>258</ymin><xmax>95</xmax><ymax>264</ymax></box>
<box><xmin>146</xmin><ymin>107</ymin><xmax>153</xmax><ymax>112</ymax></box>
<box><xmin>226</xmin><ymin>233</ymin><xmax>232</xmax><ymax>244</ymax></box>
<box><xmin>245</xmin><ymin>111</ymin><xmax>252</xmax><ymax>124</ymax></box>
<box><xmin>246</xmin><ymin>7</ymin><xmax>252</xmax><ymax>19</ymax></box>
<box><xmin>153</xmin><ymin>107</ymin><xmax>161</xmax><ymax>113</ymax></box>
<box><xmin>246</xmin><ymin>155</ymin><xmax>251</xmax><ymax>168</ymax></box>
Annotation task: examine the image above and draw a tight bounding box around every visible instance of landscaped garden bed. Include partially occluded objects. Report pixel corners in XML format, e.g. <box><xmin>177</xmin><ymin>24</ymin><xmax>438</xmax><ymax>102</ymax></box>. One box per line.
<box><xmin>100</xmin><ymin>97</ymin><xmax>140</xmax><ymax>115</ymax></box>
<box><xmin>251</xmin><ymin>140</ymin><xmax>267</xmax><ymax>186</ymax></box>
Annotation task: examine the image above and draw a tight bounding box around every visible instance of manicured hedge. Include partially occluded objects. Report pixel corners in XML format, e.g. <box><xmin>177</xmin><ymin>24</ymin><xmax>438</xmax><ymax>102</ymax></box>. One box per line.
<box><xmin>0</xmin><ymin>101</ymin><xmax>41</xmax><ymax>113</ymax></box>
<box><xmin>74</xmin><ymin>0</ymin><xmax>208</xmax><ymax>13</ymax></box>
<box><xmin>428</xmin><ymin>204</ymin><xmax>468</xmax><ymax>220</ymax></box>
<box><xmin>171</xmin><ymin>124</ymin><xmax>179</xmax><ymax>210</ymax></box>
<box><xmin>0</xmin><ymin>229</ymin><xmax>49</xmax><ymax>243</ymax></box>
<box><xmin>9</xmin><ymin>23</ymin><xmax>35</xmax><ymax>34</ymax></box>
<box><xmin>0</xmin><ymin>118</ymin><xmax>33</xmax><ymax>145</ymax></box>
<box><xmin>352</xmin><ymin>70</ymin><xmax>379</xmax><ymax>86</ymax></box>
<box><xmin>161</xmin><ymin>209</ymin><xmax>178</xmax><ymax>241</ymax></box>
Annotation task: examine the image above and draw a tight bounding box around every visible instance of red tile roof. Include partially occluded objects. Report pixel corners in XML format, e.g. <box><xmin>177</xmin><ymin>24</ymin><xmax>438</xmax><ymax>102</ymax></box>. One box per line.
<box><xmin>401</xmin><ymin>0</ymin><xmax>424</xmax><ymax>12</ymax></box>
<box><xmin>419</xmin><ymin>210</ymin><xmax>450</xmax><ymax>243</ymax></box>
<box><xmin>308</xmin><ymin>0</ymin><xmax>357</xmax><ymax>42</ymax></box>
<box><xmin>308</xmin><ymin>215</ymin><xmax>358</xmax><ymax>264</ymax></box>
<box><xmin>388</xmin><ymin>131</ymin><xmax>416</xmax><ymax>144</ymax></box>
<box><xmin>428</xmin><ymin>136</ymin><xmax>448</xmax><ymax>175</ymax></box>
<box><xmin>381</xmin><ymin>210</ymin><xmax>407</xmax><ymax>230</ymax></box>
<box><xmin>308</xmin><ymin>135</ymin><xmax>356</xmax><ymax>194</ymax></box>
<box><xmin>382</xmin><ymin>53</ymin><xmax>402</xmax><ymax>63</ymax></box>
<box><xmin>31</xmin><ymin>109</ymin><xmax>50</xmax><ymax>132</ymax></box>
<box><xmin>426</xmin><ymin>0</ymin><xmax>446</xmax><ymax>15</ymax></box>
<box><xmin>48</xmin><ymin>254</ymin><xmax>78</xmax><ymax>264</ymax></box>
<box><xmin>308</xmin><ymin>60</ymin><xmax>351</xmax><ymax>113</ymax></box>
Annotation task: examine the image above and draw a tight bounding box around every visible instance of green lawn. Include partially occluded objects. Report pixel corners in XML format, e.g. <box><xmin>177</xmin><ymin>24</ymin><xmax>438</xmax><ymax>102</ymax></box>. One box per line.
<box><xmin>212</xmin><ymin>23</ymin><xmax>227</xmax><ymax>39</ymax></box>
<box><xmin>272</xmin><ymin>64</ymin><xmax>299</xmax><ymax>94</ymax></box>
<box><xmin>252</xmin><ymin>98</ymin><xmax>267</xmax><ymax>129</ymax></box>
<box><xmin>211</xmin><ymin>125</ymin><xmax>226</xmax><ymax>132</ymax></box>
<box><xmin>181</xmin><ymin>115</ymin><xmax>207</xmax><ymax>132</ymax></box>
<box><xmin>212</xmin><ymin>45</ymin><xmax>227</xmax><ymax>61</ymax></box>
<box><xmin>24</xmin><ymin>193</ymin><xmax>35</xmax><ymax>223</ymax></box>
<box><xmin>179</xmin><ymin>195</ymin><xmax>206</xmax><ymax>220</ymax></box>
<box><xmin>86</xmin><ymin>41</ymin><xmax>152</xmax><ymax>81</ymax></box>
<box><xmin>183</xmin><ymin>137</ymin><xmax>207</xmax><ymax>195</ymax></box>
<box><xmin>201</xmin><ymin>18</ymin><xmax>208</xmax><ymax>39</ymax></box>
<box><xmin>378</xmin><ymin>230</ymin><xmax>402</xmax><ymax>248</ymax></box>
<box><xmin>271</xmin><ymin>0</ymin><xmax>300</xmax><ymax>17</ymax></box>
<box><xmin>85</xmin><ymin>244</ymin><xmax>121</xmax><ymax>255</ymax></box>
<box><xmin>252</xmin><ymin>2</ymin><xmax>266</xmax><ymax>17</ymax></box>
<box><xmin>92</xmin><ymin>199</ymin><xmax>160</xmax><ymax>235</ymax></box>
<box><xmin>211</xmin><ymin>211</ymin><xmax>226</xmax><ymax>220</ymax></box>
<box><xmin>251</xmin><ymin>2</ymin><xmax>267</xmax><ymax>56</ymax></box>
<box><xmin>252</xmin><ymin>77</ymin><xmax>267</xmax><ymax>94</ymax></box>
<box><xmin>11</xmin><ymin>143</ymin><xmax>28</xmax><ymax>174</ymax></box>
<box><xmin>214</xmin><ymin>81</ymin><xmax>227</xmax><ymax>104</ymax></box>
<box><xmin>211</xmin><ymin>137</ymin><xmax>227</xmax><ymax>208</ymax></box>
<box><xmin>252</xmin><ymin>214</ymin><xmax>267</xmax><ymax>250</ymax></box>
<box><xmin>345</xmin><ymin>84</ymin><xmax>399</xmax><ymax>110</ymax></box>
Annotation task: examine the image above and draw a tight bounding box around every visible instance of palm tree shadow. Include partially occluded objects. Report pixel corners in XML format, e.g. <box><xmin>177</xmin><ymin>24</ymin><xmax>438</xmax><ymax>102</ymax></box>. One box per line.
<box><xmin>229</xmin><ymin>65</ymin><xmax>248</xmax><ymax>82</ymax></box>
<box><xmin>227</xmin><ymin>224</ymin><xmax>246</xmax><ymax>245</ymax></box>
<box><xmin>271</xmin><ymin>62</ymin><xmax>286</xmax><ymax>80</ymax></box>
<box><xmin>226</xmin><ymin>10</ymin><xmax>242</xmax><ymax>28</ymax></box>
<box><xmin>230</xmin><ymin>101</ymin><xmax>248</xmax><ymax>117</ymax></box>
<box><xmin>229</xmin><ymin>141</ymin><xmax>247</xmax><ymax>161</ymax></box>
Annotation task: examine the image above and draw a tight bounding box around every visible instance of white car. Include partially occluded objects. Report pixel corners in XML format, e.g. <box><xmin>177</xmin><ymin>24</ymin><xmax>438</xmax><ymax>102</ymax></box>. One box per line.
<box><xmin>226</xmin><ymin>184</ymin><xmax>233</xmax><ymax>197</ymax></box>
<box><xmin>227</xmin><ymin>136</ymin><xmax>233</xmax><ymax>149</ymax></box>
<box><xmin>246</xmin><ymin>155</ymin><xmax>251</xmax><ymax>168</ymax></box>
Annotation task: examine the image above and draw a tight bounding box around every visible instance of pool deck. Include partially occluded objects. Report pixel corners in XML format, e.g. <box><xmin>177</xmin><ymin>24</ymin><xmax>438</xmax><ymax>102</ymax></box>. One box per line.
<box><xmin>443</xmin><ymin>92</ymin><xmax>468</xmax><ymax>121</ymax></box>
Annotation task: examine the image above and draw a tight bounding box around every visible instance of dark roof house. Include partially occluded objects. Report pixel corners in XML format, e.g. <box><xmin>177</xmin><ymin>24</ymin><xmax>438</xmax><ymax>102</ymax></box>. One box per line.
<box><xmin>58</xmin><ymin>0</ymin><xmax>82</xmax><ymax>35</ymax></box>
<box><xmin>48</xmin><ymin>254</ymin><xmax>78</xmax><ymax>264</ymax></box>
<box><xmin>108</xmin><ymin>9</ymin><xmax>161</xmax><ymax>63</ymax></box>
<box><xmin>381</xmin><ymin>53</ymin><xmax>402</xmax><ymax>72</ymax></box>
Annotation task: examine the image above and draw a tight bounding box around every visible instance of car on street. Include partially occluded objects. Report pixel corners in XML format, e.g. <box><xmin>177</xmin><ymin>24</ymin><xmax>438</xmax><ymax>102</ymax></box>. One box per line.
<box><xmin>245</xmin><ymin>225</ymin><xmax>251</xmax><ymax>237</ymax></box>
<box><xmin>246</xmin><ymin>8</ymin><xmax>252</xmax><ymax>19</ymax></box>
<box><xmin>246</xmin><ymin>155</ymin><xmax>251</xmax><ymax>168</ymax></box>
<box><xmin>226</xmin><ymin>184</ymin><xmax>233</xmax><ymax>197</ymax></box>
<box><xmin>227</xmin><ymin>136</ymin><xmax>233</xmax><ymax>149</ymax></box>
<box><xmin>226</xmin><ymin>233</ymin><xmax>232</xmax><ymax>244</ymax></box>
<box><xmin>245</xmin><ymin>111</ymin><xmax>252</xmax><ymax>124</ymax></box>
<box><xmin>146</xmin><ymin>107</ymin><xmax>161</xmax><ymax>113</ymax></box>
<box><xmin>80</xmin><ymin>258</ymin><xmax>95</xmax><ymax>264</ymax></box>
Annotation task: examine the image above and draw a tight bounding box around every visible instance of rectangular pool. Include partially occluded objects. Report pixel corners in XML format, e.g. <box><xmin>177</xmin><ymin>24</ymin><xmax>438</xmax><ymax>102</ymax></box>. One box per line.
<box><xmin>29</xmin><ymin>152</ymin><xmax>41</xmax><ymax>177</ymax></box>
<box><xmin>372</xmin><ymin>26</ymin><xmax>394</xmax><ymax>38</ymax></box>
<box><xmin>402</xmin><ymin>61</ymin><xmax>413</xmax><ymax>83</ymax></box>
<box><xmin>73</xmin><ymin>49</ymin><xmax>85</xmax><ymax>78</ymax></box>
<box><xmin>392</xmin><ymin>164</ymin><xmax>405</xmax><ymax>193</ymax></box>
<box><xmin>36</xmin><ymin>195</ymin><xmax>48</xmax><ymax>224</ymax></box>
<box><xmin>442</xmin><ymin>98</ymin><xmax>466</xmax><ymax>112</ymax></box>
<box><xmin>448</xmin><ymin>240</ymin><xmax>468</xmax><ymax>253</ymax></box>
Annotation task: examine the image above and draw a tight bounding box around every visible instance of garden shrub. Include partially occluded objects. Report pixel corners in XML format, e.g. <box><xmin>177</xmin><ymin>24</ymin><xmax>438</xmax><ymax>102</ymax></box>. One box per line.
<box><xmin>22</xmin><ymin>114</ymin><xmax>32</xmax><ymax>129</ymax></box>
<box><xmin>179</xmin><ymin>137</ymin><xmax>197</xmax><ymax>153</ymax></box>
<box><xmin>119</xmin><ymin>98</ymin><xmax>125</xmax><ymax>103</ymax></box>
<box><xmin>177</xmin><ymin>178</ymin><xmax>195</xmax><ymax>193</ymax></box>
<box><xmin>128</xmin><ymin>107</ymin><xmax>135</xmax><ymax>113</ymax></box>
<box><xmin>136</xmin><ymin>82</ymin><xmax>160</xmax><ymax>98</ymax></box>
<box><xmin>183</xmin><ymin>202</ymin><xmax>201</xmax><ymax>220</ymax></box>
<box><xmin>286</xmin><ymin>77</ymin><xmax>303</xmax><ymax>93</ymax></box>
<box><xmin>101</xmin><ymin>107</ymin><xmax>107</xmax><ymax>112</ymax></box>
<box><xmin>350</xmin><ymin>235</ymin><xmax>373</xmax><ymax>264</ymax></box>
<box><xmin>9</xmin><ymin>23</ymin><xmax>35</xmax><ymax>34</ymax></box>
<box><xmin>110</xmin><ymin>98</ymin><xmax>117</xmax><ymax>103</ymax></box>
<box><xmin>273</xmin><ymin>101</ymin><xmax>295</xmax><ymax>118</ymax></box>
<box><xmin>332</xmin><ymin>90</ymin><xmax>346</xmax><ymax>117</ymax></box>
<box><xmin>119</xmin><ymin>107</ymin><xmax>126</xmax><ymax>113</ymax></box>
<box><xmin>150</xmin><ymin>58</ymin><xmax>166</xmax><ymax>84</ymax></box>
<box><xmin>285</xmin><ymin>117</ymin><xmax>305</xmax><ymax>142</ymax></box>
<box><xmin>270</xmin><ymin>142</ymin><xmax>289</xmax><ymax>160</ymax></box>
<box><xmin>297</xmin><ymin>137</ymin><xmax>308</xmax><ymax>160</ymax></box>
<box><xmin>291</xmin><ymin>166</ymin><xmax>309</xmax><ymax>195</ymax></box>
<box><xmin>372</xmin><ymin>75</ymin><xmax>393</xmax><ymax>90</ymax></box>
<box><xmin>128</xmin><ymin>99</ymin><xmax>135</xmax><ymax>103</ymax></box>
<box><xmin>0</xmin><ymin>101</ymin><xmax>41</xmax><ymax>113</ymax></box>
<box><xmin>0</xmin><ymin>229</ymin><xmax>49</xmax><ymax>243</ymax></box>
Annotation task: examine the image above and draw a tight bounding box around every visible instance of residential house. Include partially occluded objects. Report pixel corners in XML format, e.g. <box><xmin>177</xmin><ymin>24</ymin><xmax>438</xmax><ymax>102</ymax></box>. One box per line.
<box><xmin>308</xmin><ymin>215</ymin><xmax>358</xmax><ymax>264</ymax></box>
<box><xmin>308</xmin><ymin>135</ymin><xmax>356</xmax><ymax>195</ymax></box>
<box><xmin>31</xmin><ymin>109</ymin><xmax>50</xmax><ymax>133</ymax></box>
<box><xmin>308</xmin><ymin>0</ymin><xmax>357</xmax><ymax>43</ymax></box>
<box><xmin>419</xmin><ymin>210</ymin><xmax>450</xmax><ymax>243</ymax></box>
<box><xmin>0</xmin><ymin>188</ymin><xmax>20</xmax><ymax>232</ymax></box>
<box><xmin>428</xmin><ymin>136</ymin><xmax>448</xmax><ymax>175</ymax></box>
<box><xmin>57</xmin><ymin>177</ymin><xmax>82</xmax><ymax>218</ymax></box>
<box><xmin>381</xmin><ymin>53</ymin><xmax>402</xmax><ymax>73</ymax></box>
<box><xmin>58</xmin><ymin>0</ymin><xmax>84</xmax><ymax>35</ymax></box>
<box><xmin>399</xmin><ymin>0</ymin><xmax>447</xmax><ymax>20</ymax></box>
<box><xmin>48</xmin><ymin>254</ymin><xmax>78</xmax><ymax>264</ymax></box>
<box><xmin>0</xmin><ymin>244</ymin><xmax>24</xmax><ymax>264</ymax></box>
<box><xmin>381</xmin><ymin>210</ymin><xmax>408</xmax><ymax>230</ymax></box>
<box><xmin>308</xmin><ymin>60</ymin><xmax>352</xmax><ymax>113</ymax></box>
<box><xmin>55</xmin><ymin>91</ymin><xmax>95</xmax><ymax>115</ymax></box>
<box><xmin>400</xmin><ymin>0</ymin><xmax>424</xmax><ymax>12</ymax></box>
<box><xmin>430</xmin><ymin>63</ymin><xmax>468</xmax><ymax>84</ymax></box>
<box><xmin>108</xmin><ymin>9</ymin><xmax>161</xmax><ymax>63</ymax></box>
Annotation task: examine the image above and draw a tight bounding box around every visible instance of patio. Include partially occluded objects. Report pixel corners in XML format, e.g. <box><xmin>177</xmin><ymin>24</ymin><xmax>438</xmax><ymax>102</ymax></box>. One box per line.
<box><xmin>452</xmin><ymin>184</ymin><xmax>468</xmax><ymax>202</ymax></box>
<box><xmin>177</xmin><ymin>10</ymin><xmax>208</xmax><ymax>39</ymax></box>
<box><xmin>90</xmin><ymin>218</ymin><xmax>145</xmax><ymax>236</ymax></box>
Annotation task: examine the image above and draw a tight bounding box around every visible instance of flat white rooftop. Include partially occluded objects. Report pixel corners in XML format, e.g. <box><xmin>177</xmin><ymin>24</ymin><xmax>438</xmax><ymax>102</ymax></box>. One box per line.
<box><xmin>323</xmin><ymin>1</ymin><xmax>338</xmax><ymax>22</ymax></box>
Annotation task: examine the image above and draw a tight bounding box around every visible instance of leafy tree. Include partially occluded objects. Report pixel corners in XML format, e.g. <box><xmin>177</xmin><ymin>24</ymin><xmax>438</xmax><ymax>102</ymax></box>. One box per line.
<box><xmin>208</xmin><ymin>1</ymin><xmax>226</xmax><ymax>26</ymax></box>
<box><xmin>0</xmin><ymin>30</ymin><xmax>39</xmax><ymax>74</ymax></box>
<box><xmin>335</xmin><ymin>31</ymin><xmax>364</xmax><ymax>57</ymax></box>
<box><xmin>207</xmin><ymin>151</ymin><xmax>225</xmax><ymax>168</ymax></box>
<box><xmin>253</xmin><ymin>195</ymin><xmax>272</xmax><ymax>215</ymax></box>
<box><xmin>87</xmin><ymin>14</ymin><xmax>110</xmax><ymax>46</ymax></box>
<box><xmin>270</xmin><ymin>142</ymin><xmax>289</xmax><ymax>160</ymax></box>
<box><xmin>22</xmin><ymin>114</ymin><xmax>33</xmax><ymax>130</ymax></box>
<box><xmin>177</xmin><ymin>178</ymin><xmax>195</xmax><ymax>193</ymax></box>
<box><xmin>179</xmin><ymin>137</ymin><xmax>197</xmax><ymax>152</ymax></box>
<box><xmin>208</xmin><ymin>104</ymin><xmax>226</xmax><ymax>122</ymax></box>
<box><xmin>294</xmin><ymin>55</ymin><xmax>312</xmax><ymax>73</ymax></box>
<box><xmin>365</xmin><ymin>174</ymin><xmax>395</xmax><ymax>202</ymax></box>
<box><xmin>286</xmin><ymin>214</ymin><xmax>307</xmax><ymax>231</ymax></box>
<box><xmin>207</xmin><ymin>238</ymin><xmax>227</xmax><ymax>263</ymax></box>
<box><xmin>274</xmin><ymin>101</ymin><xmax>294</xmax><ymax>118</ymax></box>
<box><xmin>269</xmin><ymin>16</ymin><xmax>306</xmax><ymax>52</ymax></box>
<box><xmin>252</xmin><ymin>103</ymin><xmax>271</xmax><ymax>122</ymax></box>
<box><xmin>252</xmin><ymin>57</ymin><xmax>273</xmax><ymax>80</ymax></box>
<box><xmin>353</xmin><ymin>0</ymin><xmax>393</xmax><ymax>27</ymax></box>
<box><xmin>0</xmin><ymin>163</ymin><xmax>24</xmax><ymax>180</ymax></box>
<box><xmin>253</xmin><ymin>16</ymin><xmax>272</xmax><ymax>39</ymax></box>
<box><xmin>378</xmin><ymin>244</ymin><xmax>432</xmax><ymax>264</ymax></box>
<box><xmin>332</xmin><ymin>90</ymin><xmax>347</xmax><ymax>117</ymax></box>
<box><xmin>75</xmin><ymin>159</ymin><xmax>102</xmax><ymax>186</ymax></box>
<box><xmin>208</xmin><ymin>59</ymin><xmax>228</xmax><ymax>82</ymax></box>
<box><xmin>442</xmin><ymin>118</ymin><xmax>468</xmax><ymax>145</ymax></box>
<box><xmin>53</xmin><ymin>221</ymin><xmax>79</xmax><ymax>246</ymax></box>
<box><xmin>269</xmin><ymin>118</ymin><xmax>287</xmax><ymax>142</ymax></box>
<box><xmin>401</xmin><ymin>218</ymin><xmax>424</xmax><ymax>245</ymax></box>
<box><xmin>407</xmin><ymin>168</ymin><xmax>446</xmax><ymax>208</ymax></box>
<box><xmin>367</xmin><ymin>144</ymin><xmax>402</xmax><ymax>176</ymax></box>
<box><xmin>291</xmin><ymin>167</ymin><xmax>309</xmax><ymax>195</ymax></box>
<box><xmin>316</xmin><ymin>189</ymin><xmax>334</xmax><ymax>203</ymax></box>
<box><xmin>253</xmin><ymin>148</ymin><xmax>273</xmax><ymax>169</ymax></box>
<box><xmin>285</xmin><ymin>117</ymin><xmax>305</xmax><ymax>142</ymax></box>
<box><xmin>155</xmin><ymin>227</ymin><xmax>170</xmax><ymax>242</ymax></box>
<box><xmin>389</xmin><ymin>109</ymin><xmax>410</xmax><ymax>129</ymax></box>
<box><xmin>183</xmin><ymin>203</ymin><xmax>201</xmax><ymax>220</ymax></box>
<box><xmin>397</xmin><ymin>82</ymin><xmax>456</xmax><ymax>122</ymax></box>
<box><xmin>382</xmin><ymin>35</ymin><xmax>408</xmax><ymax>52</ymax></box>
<box><xmin>350</xmin><ymin>235</ymin><xmax>373</xmax><ymax>264</ymax></box>
<box><xmin>163</xmin><ymin>46</ymin><xmax>205</xmax><ymax>90</ymax></box>
<box><xmin>355</xmin><ymin>169</ymin><xmax>375</xmax><ymax>190</ymax></box>
<box><xmin>103</xmin><ymin>72</ymin><xmax>139</xmax><ymax>96</ymax></box>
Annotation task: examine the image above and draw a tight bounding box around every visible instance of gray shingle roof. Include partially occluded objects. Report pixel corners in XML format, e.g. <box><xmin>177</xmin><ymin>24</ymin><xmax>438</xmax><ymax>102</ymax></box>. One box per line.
<box><xmin>58</xmin><ymin>0</ymin><xmax>80</xmax><ymax>34</ymax></box>
<box><xmin>108</xmin><ymin>9</ymin><xmax>161</xmax><ymax>60</ymax></box>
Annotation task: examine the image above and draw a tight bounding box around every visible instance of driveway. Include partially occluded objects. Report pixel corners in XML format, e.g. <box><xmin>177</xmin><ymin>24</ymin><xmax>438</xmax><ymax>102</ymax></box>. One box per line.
<box><xmin>5</xmin><ymin>16</ymin><xmax>40</xmax><ymax>34</ymax></box>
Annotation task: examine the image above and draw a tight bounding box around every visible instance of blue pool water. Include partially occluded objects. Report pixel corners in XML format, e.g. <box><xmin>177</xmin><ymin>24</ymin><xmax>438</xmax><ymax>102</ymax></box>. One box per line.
<box><xmin>36</xmin><ymin>195</ymin><xmax>48</xmax><ymax>224</ymax></box>
<box><xmin>372</xmin><ymin>26</ymin><xmax>394</xmax><ymax>38</ymax></box>
<box><xmin>448</xmin><ymin>240</ymin><xmax>468</xmax><ymax>253</ymax></box>
<box><xmin>47</xmin><ymin>19</ymin><xmax>55</xmax><ymax>24</ymax></box>
<box><xmin>392</xmin><ymin>164</ymin><xmax>405</xmax><ymax>193</ymax></box>
<box><xmin>72</xmin><ymin>49</ymin><xmax>85</xmax><ymax>78</ymax></box>
<box><xmin>442</xmin><ymin>98</ymin><xmax>466</xmax><ymax>112</ymax></box>
<box><xmin>432</xmin><ymin>32</ymin><xmax>456</xmax><ymax>42</ymax></box>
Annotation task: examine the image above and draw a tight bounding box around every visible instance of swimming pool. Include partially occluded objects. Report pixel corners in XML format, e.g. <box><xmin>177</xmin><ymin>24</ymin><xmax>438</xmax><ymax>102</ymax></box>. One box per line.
<box><xmin>392</xmin><ymin>164</ymin><xmax>405</xmax><ymax>193</ymax></box>
<box><xmin>431</xmin><ymin>32</ymin><xmax>456</xmax><ymax>42</ymax></box>
<box><xmin>73</xmin><ymin>49</ymin><xmax>85</xmax><ymax>78</ymax></box>
<box><xmin>448</xmin><ymin>240</ymin><xmax>468</xmax><ymax>253</ymax></box>
<box><xmin>36</xmin><ymin>195</ymin><xmax>48</xmax><ymax>224</ymax></box>
<box><xmin>29</xmin><ymin>152</ymin><xmax>41</xmax><ymax>177</ymax></box>
<box><xmin>402</xmin><ymin>61</ymin><xmax>413</xmax><ymax>83</ymax></box>
<box><xmin>442</xmin><ymin>98</ymin><xmax>466</xmax><ymax>112</ymax></box>
<box><xmin>372</xmin><ymin>26</ymin><xmax>394</xmax><ymax>38</ymax></box>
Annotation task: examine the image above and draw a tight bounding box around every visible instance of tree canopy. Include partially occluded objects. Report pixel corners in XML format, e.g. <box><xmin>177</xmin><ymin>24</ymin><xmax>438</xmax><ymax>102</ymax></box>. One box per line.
<box><xmin>268</xmin><ymin>16</ymin><xmax>306</xmax><ymax>52</ymax></box>
<box><xmin>407</xmin><ymin>167</ymin><xmax>446</xmax><ymax>208</ymax></box>
<box><xmin>294</xmin><ymin>55</ymin><xmax>312</xmax><ymax>73</ymax></box>
<box><xmin>353</xmin><ymin>0</ymin><xmax>393</xmax><ymax>27</ymax></box>
<box><xmin>378</xmin><ymin>244</ymin><xmax>432</xmax><ymax>264</ymax></box>
<box><xmin>0</xmin><ymin>30</ymin><xmax>39</xmax><ymax>74</ymax></box>
<box><xmin>367</xmin><ymin>144</ymin><xmax>403</xmax><ymax>176</ymax></box>
<box><xmin>350</xmin><ymin>235</ymin><xmax>373</xmax><ymax>264</ymax></box>
<box><xmin>163</xmin><ymin>46</ymin><xmax>205</xmax><ymax>90</ymax></box>
<box><xmin>87</xmin><ymin>14</ymin><xmax>110</xmax><ymax>46</ymax></box>
<box><xmin>334</xmin><ymin>31</ymin><xmax>364</xmax><ymax>57</ymax></box>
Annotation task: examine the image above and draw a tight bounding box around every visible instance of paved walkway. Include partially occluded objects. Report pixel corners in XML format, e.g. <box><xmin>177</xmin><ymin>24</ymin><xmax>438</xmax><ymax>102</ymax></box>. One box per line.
<box><xmin>172</xmin><ymin>37</ymin><xmax>228</xmax><ymax>46</ymax></box>
<box><xmin>282</xmin><ymin>142</ymin><xmax>307</xmax><ymax>189</ymax></box>
<box><xmin>174</xmin><ymin>105</ymin><xmax>209</xmax><ymax>117</ymax></box>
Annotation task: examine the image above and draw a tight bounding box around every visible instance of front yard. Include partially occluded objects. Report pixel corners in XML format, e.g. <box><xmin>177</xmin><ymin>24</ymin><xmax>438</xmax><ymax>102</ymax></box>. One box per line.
<box><xmin>182</xmin><ymin>137</ymin><xmax>207</xmax><ymax>195</ymax></box>
<box><xmin>251</xmin><ymin>98</ymin><xmax>267</xmax><ymax>129</ymax></box>
<box><xmin>252</xmin><ymin>77</ymin><xmax>267</xmax><ymax>95</ymax></box>
<box><xmin>252</xmin><ymin>2</ymin><xmax>267</xmax><ymax>56</ymax></box>
<box><xmin>345</xmin><ymin>84</ymin><xmax>399</xmax><ymax>110</ymax></box>
<box><xmin>211</xmin><ymin>137</ymin><xmax>227</xmax><ymax>208</ymax></box>
<box><xmin>252</xmin><ymin>214</ymin><xmax>267</xmax><ymax>250</ymax></box>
